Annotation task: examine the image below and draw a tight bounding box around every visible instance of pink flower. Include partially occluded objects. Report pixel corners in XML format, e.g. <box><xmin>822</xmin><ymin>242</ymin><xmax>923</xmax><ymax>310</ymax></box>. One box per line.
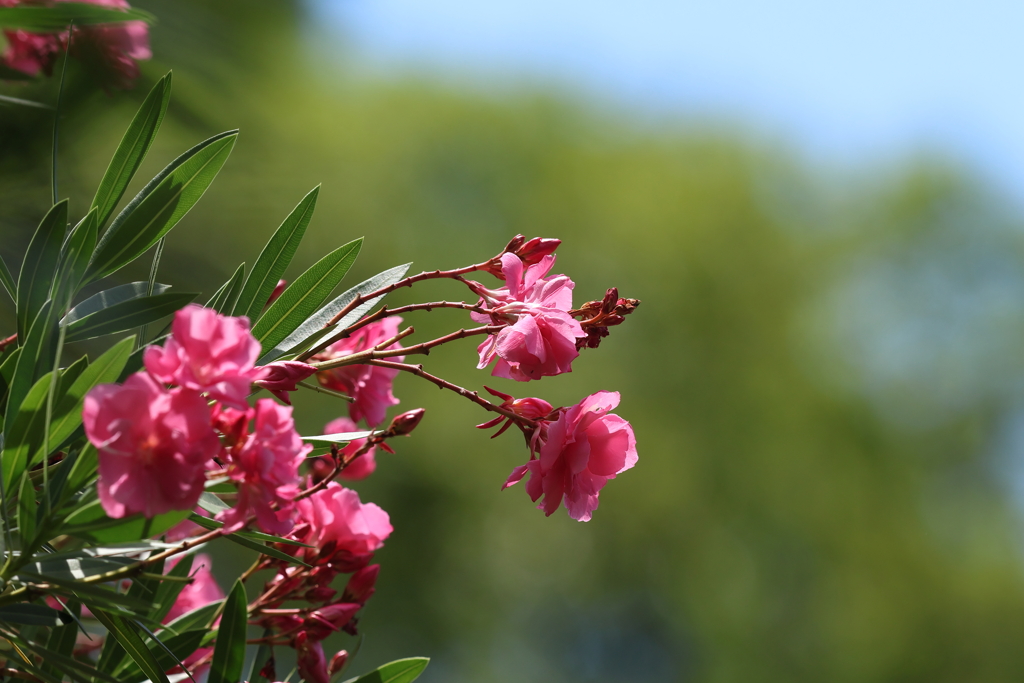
<box><xmin>218</xmin><ymin>400</ymin><xmax>310</xmax><ymax>535</ymax></box>
<box><xmin>294</xmin><ymin>483</ymin><xmax>392</xmax><ymax>569</ymax></box>
<box><xmin>342</xmin><ymin>564</ymin><xmax>379</xmax><ymax>604</ymax></box>
<box><xmin>506</xmin><ymin>391</ymin><xmax>637</xmax><ymax>522</ymax></box>
<box><xmin>144</xmin><ymin>304</ymin><xmax>264</xmax><ymax>409</ymax></box>
<box><xmin>164</xmin><ymin>554</ymin><xmax>224</xmax><ymax>623</ymax></box>
<box><xmin>84</xmin><ymin>372</ymin><xmax>219</xmax><ymax>518</ymax></box>
<box><xmin>472</xmin><ymin>253</ymin><xmax>585</xmax><ymax>381</ymax></box>
<box><xmin>315</xmin><ymin>317</ymin><xmax>403</xmax><ymax>427</ymax></box>
<box><xmin>0</xmin><ymin>0</ymin><xmax>150</xmax><ymax>88</ymax></box>
<box><xmin>323</xmin><ymin>417</ymin><xmax>376</xmax><ymax>480</ymax></box>
<box><xmin>295</xmin><ymin>632</ymin><xmax>329</xmax><ymax>683</ymax></box>
<box><xmin>255</xmin><ymin>361</ymin><xmax>317</xmax><ymax>405</ymax></box>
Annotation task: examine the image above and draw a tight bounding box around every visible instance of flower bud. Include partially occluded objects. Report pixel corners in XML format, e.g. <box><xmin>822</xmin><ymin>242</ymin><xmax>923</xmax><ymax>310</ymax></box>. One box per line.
<box><xmin>295</xmin><ymin>632</ymin><xmax>329</xmax><ymax>683</ymax></box>
<box><xmin>268</xmin><ymin>279</ymin><xmax>287</xmax><ymax>306</ymax></box>
<box><xmin>342</xmin><ymin>564</ymin><xmax>379</xmax><ymax>603</ymax></box>
<box><xmin>387</xmin><ymin>408</ymin><xmax>425</xmax><ymax>437</ymax></box>
<box><xmin>254</xmin><ymin>361</ymin><xmax>318</xmax><ymax>404</ymax></box>
<box><xmin>515</xmin><ymin>237</ymin><xmax>561</xmax><ymax>266</ymax></box>
<box><xmin>304</xmin><ymin>586</ymin><xmax>337</xmax><ymax>603</ymax></box>
<box><xmin>329</xmin><ymin>650</ymin><xmax>349</xmax><ymax>677</ymax></box>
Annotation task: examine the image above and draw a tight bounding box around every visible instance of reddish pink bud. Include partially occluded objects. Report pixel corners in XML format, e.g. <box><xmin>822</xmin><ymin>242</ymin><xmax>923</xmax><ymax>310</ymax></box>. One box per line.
<box><xmin>295</xmin><ymin>632</ymin><xmax>329</xmax><ymax>683</ymax></box>
<box><xmin>387</xmin><ymin>408</ymin><xmax>425</xmax><ymax>436</ymax></box>
<box><xmin>254</xmin><ymin>361</ymin><xmax>318</xmax><ymax>404</ymax></box>
<box><xmin>343</xmin><ymin>564</ymin><xmax>379</xmax><ymax>603</ymax></box>
<box><xmin>329</xmin><ymin>651</ymin><xmax>349</xmax><ymax>677</ymax></box>
<box><xmin>268</xmin><ymin>279</ymin><xmax>287</xmax><ymax>306</ymax></box>
<box><xmin>304</xmin><ymin>586</ymin><xmax>337</xmax><ymax>602</ymax></box>
<box><xmin>515</xmin><ymin>237</ymin><xmax>561</xmax><ymax>266</ymax></box>
<box><xmin>310</xmin><ymin>603</ymin><xmax>361</xmax><ymax>631</ymax></box>
<box><xmin>212</xmin><ymin>404</ymin><xmax>250</xmax><ymax>447</ymax></box>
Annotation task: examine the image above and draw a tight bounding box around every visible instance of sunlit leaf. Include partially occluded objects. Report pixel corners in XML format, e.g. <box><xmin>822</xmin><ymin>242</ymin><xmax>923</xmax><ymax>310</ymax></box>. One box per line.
<box><xmin>347</xmin><ymin>657</ymin><xmax>430</xmax><ymax>683</ymax></box>
<box><xmin>63</xmin><ymin>281</ymin><xmax>171</xmax><ymax>326</ymax></box>
<box><xmin>233</xmin><ymin>185</ymin><xmax>319</xmax><ymax>320</ymax></box>
<box><xmin>207</xmin><ymin>262</ymin><xmax>245</xmax><ymax>314</ymax></box>
<box><xmin>86</xmin><ymin>131</ymin><xmax>238</xmax><ymax>283</ymax></box>
<box><xmin>252</xmin><ymin>238</ymin><xmax>362</xmax><ymax>355</ymax></box>
<box><xmin>64</xmin><ymin>291</ymin><xmax>196</xmax><ymax>343</ymax></box>
<box><xmin>0</xmin><ymin>4</ymin><xmax>154</xmax><ymax>30</ymax></box>
<box><xmin>92</xmin><ymin>73</ymin><xmax>173</xmax><ymax>228</ymax></box>
<box><xmin>208</xmin><ymin>580</ymin><xmax>247</xmax><ymax>683</ymax></box>
<box><xmin>17</xmin><ymin>200</ymin><xmax>65</xmax><ymax>339</ymax></box>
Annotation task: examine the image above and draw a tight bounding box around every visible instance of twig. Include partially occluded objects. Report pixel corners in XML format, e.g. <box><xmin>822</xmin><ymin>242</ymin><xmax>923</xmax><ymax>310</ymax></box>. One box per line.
<box><xmin>309</xmin><ymin>326</ymin><xmax>502</xmax><ymax>372</ymax></box>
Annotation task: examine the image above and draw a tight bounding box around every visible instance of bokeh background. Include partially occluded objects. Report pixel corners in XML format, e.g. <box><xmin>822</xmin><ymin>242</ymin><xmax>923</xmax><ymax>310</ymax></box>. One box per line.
<box><xmin>6</xmin><ymin>1</ymin><xmax>1024</xmax><ymax>681</ymax></box>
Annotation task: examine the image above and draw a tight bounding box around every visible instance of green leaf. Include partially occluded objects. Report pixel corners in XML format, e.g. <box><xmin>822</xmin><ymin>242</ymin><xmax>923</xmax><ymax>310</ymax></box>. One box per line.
<box><xmin>252</xmin><ymin>238</ymin><xmax>362</xmax><ymax>355</ymax></box>
<box><xmin>0</xmin><ymin>603</ymin><xmax>68</xmax><ymax>627</ymax></box>
<box><xmin>86</xmin><ymin>131</ymin><xmax>238</xmax><ymax>283</ymax></box>
<box><xmin>208</xmin><ymin>579</ymin><xmax>247</xmax><ymax>683</ymax></box>
<box><xmin>16</xmin><ymin>635</ymin><xmax>121</xmax><ymax>683</ymax></box>
<box><xmin>63</xmin><ymin>501</ymin><xmax>190</xmax><ymax>543</ymax></box>
<box><xmin>3</xmin><ymin>371</ymin><xmax>52</xmax><ymax>492</ymax></box>
<box><xmin>349</xmin><ymin>657</ymin><xmax>430</xmax><ymax>683</ymax></box>
<box><xmin>17</xmin><ymin>200</ymin><xmax>66</xmax><ymax>339</ymax></box>
<box><xmin>99</xmin><ymin>556</ymin><xmax>169</xmax><ymax>674</ymax></box>
<box><xmin>64</xmin><ymin>291</ymin><xmax>196</xmax><ymax>343</ymax></box>
<box><xmin>150</xmin><ymin>554</ymin><xmax>193</xmax><ymax>624</ymax></box>
<box><xmin>92</xmin><ymin>73</ymin><xmax>172</xmax><ymax>228</ymax></box>
<box><xmin>0</xmin><ymin>4</ymin><xmax>155</xmax><ymax>29</ymax></box>
<box><xmin>90</xmin><ymin>608</ymin><xmax>170</xmax><ymax>683</ymax></box>
<box><xmin>261</xmin><ymin>263</ymin><xmax>410</xmax><ymax>364</ymax></box>
<box><xmin>160</xmin><ymin>599</ymin><xmax>222</xmax><ymax>636</ymax></box>
<box><xmin>42</xmin><ymin>602</ymin><xmax>79</xmax><ymax>680</ymax></box>
<box><xmin>53</xmin><ymin>208</ymin><xmax>99</xmax><ymax>309</ymax></box>
<box><xmin>21</xmin><ymin>573</ymin><xmax>151</xmax><ymax>611</ymax></box>
<box><xmin>117</xmin><ymin>629</ymin><xmax>207</xmax><ymax>683</ymax></box>
<box><xmin>5</xmin><ymin>300</ymin><xmax>55</xmax><ymax>446</ymax></box>
<box><xmin>19</xmin><ymin>556</ymin><xmax>138</xmax><ymax>582</ymax></box>
<box><xmin>0</xmin><ymin>252</ymin><xmax>15</xmax><ymax>302</ymax></box>
<box><xmin>186</xmin><ymin>512</ymin><xmax>312</xmax><ymax>548</ymax></box>
<box><xmin>18</xmin><ymin>474</ymin><xmax>36</xmax><ymax>546</ymax></box>
<box><xmin>234</xmin><ymin>186</ymin><xmax>320</xmax><ymax>320</ymax></box>
<box><xmin>207</xmin><ymin>262</ymin><xmax>246</xmax><ymax>314</ymax></box>
<box><xmin>63</xmin><ymin>281</ymin><xmax>171</xmax><ymax>327</ymax></box>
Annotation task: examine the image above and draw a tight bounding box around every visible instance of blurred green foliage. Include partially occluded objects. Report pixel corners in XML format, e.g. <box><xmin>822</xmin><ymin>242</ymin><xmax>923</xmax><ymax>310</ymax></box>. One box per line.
<box><xmin>5</xmin><ymin>2</ymin><xmax>1024</xmax><ymax>681</ymax></box>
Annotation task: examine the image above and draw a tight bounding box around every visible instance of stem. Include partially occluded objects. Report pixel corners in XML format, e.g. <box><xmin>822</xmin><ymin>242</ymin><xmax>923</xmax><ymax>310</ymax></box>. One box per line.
<box><xmin>0</xmin><ymin>333</ymin><xmax>16</xmax><ymax>353</ymax></box>
<box><xmin>295</xmin><ymin>380</ymin><xmax>354</xmax><ymax>403</ymax></box>
<box><xmin>324</xmin><ymin>264</ymin><xmax>490</xmax><ymax>329</ymax></box>
<box><xmin>299</xmin><ymin>299</ymin><xmax>492</xmax><ymax>362</ymax></box>
<box><xmin>365</xmin><ymin>359</ymin><xmax>533</xmax><ymax>426</ymax></box>
<box><xmin>309</xmin><ymin>326</ymin><xmax>502</xmax><ymax>372</ymax></box>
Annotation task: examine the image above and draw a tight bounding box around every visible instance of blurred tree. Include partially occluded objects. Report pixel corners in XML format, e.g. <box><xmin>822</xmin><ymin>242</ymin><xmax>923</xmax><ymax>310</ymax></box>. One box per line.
<box><xmin>5</xmin><ymin>2</ymin><xmax>1024</xmax><ymax>682</ymax></box>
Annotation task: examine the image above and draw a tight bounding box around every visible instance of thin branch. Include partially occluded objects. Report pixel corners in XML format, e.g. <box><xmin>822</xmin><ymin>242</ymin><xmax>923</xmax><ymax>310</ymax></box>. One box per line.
<box><xmin>309</xmin><ymin>326</ymin><xmax>502</xmax><ymax>372</ymax></box>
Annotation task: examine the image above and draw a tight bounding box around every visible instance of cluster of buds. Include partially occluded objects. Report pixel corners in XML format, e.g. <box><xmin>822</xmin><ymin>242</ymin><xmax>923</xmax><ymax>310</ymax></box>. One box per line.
<box><xmin>570</xmin><ymin>287</ymin><xmax>641</xmax><ymax>350</ymax></box>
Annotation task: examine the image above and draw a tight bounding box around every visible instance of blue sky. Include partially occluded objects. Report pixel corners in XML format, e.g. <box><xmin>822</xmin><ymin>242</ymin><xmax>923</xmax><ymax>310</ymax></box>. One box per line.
<box><xmin>312</xmin><ymin>0</ymin><xmax>1024</xmax><ymax>202</ymax></box>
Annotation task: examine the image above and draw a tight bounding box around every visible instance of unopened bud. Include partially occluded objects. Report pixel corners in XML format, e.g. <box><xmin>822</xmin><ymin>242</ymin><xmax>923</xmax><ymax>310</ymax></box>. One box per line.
<box><xmin>329</xmin><ymin>650</ymin><xmax>349</xmax><ymax>677</ymax></box>
<box><xmin>343</xmin><ymin>564</ymin><xmax>379</xmax><ymax>603</ymax></box>
<box><xmin>387</xmin><ymin>408</ymin><xmax>425</xmax><ymax>437</ymax></box>
<box><xmin>267</xmin><ymin>279</ymin><xmax>287</xmax><ymax>306</ymax></box>
<box><xmin>515</xmin><ymin>236</ymin><xmax>560</xmax><ymax>266</ymax></box>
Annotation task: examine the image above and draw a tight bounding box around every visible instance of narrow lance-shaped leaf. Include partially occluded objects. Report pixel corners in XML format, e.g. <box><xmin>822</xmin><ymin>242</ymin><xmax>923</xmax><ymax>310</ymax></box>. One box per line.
<box><xmin>86</xmin><ymin>130</ymin><xmax>238</xmax><ymax>283</ymax></box>
<box><xmin>262</xmin><ymin>263</ymin><xmax>411</xmax><ymax>364</ymax></box>
<box><xmin>0</xmin><ymin>252</ymin><xmax>15</xmax><ymax>302</ymax></box>
<box><xmin>208</xmin><ymin>579</ymin><xmax>248</xmax><ymax>683</ymax></box>
<box><xmin>207</xmin><ymin>262</ymin><xmax>246</xmax><ymax>314</ymax></box>
<box><xmin>17</xmin><ymin>200</ymin><xmax>66</xmax><ymax>338</ymax></box>
<box><xmin>233</xmin><ymin>185</ymin><xmax>320</xmax><ymax>319</ymax></box>
<box><xmin>349</xmin><ymin>657</ymin><xmax>431</xmax><ymax>683</ymax></box>
<box><xmin>252</xmin><ymin>238</ymin><xmax>362</xmax><ymax>355</ymax></box>
<box><xmin>63</xmin><ymin>281</ymin><xmax>171</xmax><ymax>326</ymax></box>
<box><xmin>5</xmin><ymin>301</ymin><xmax>55</xmax><ymax>435</ymax></box>
<box><xmin>52</xmin><ymin>207</ymin><xmax>99</xmax><ymax>311</ymax></box>
<box><xmin>0</xmin><ymin>603</ymin><xmax>68</xmax><ymax>627</ymax></box>
<box><xmin>90</xmin><ymin>608</ymin><xmax>170</xmax><ymax>683</ymax></box>
<box><xmin>18</xmin><ymin>473</ymin><xmax>35</xmax><ymax>547</ymax></box>
<box><xmin>92</xmin><ymin>72</ymin><xmax>173</xmax><ymax>228</ymax></box>
<box><xmin>64</xmin><ymin>291</ymin><xmax>196</xmax><ymax>343</ymax></box>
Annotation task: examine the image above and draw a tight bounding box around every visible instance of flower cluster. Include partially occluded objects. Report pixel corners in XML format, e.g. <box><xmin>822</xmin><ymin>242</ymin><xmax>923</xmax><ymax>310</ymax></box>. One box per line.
<box><xmin>84</xmin><ymin>304</ymin><xmax>315</xmax><ymax>533</ymax></box>
<box><xmin>0</xmin><ymin>0</ymin><xmax>151</xmax><ymax>89</ymax></box>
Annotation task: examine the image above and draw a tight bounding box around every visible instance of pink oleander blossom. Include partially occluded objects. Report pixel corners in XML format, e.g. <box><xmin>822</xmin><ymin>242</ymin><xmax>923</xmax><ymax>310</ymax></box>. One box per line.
<box><xmin>83</xmin><ymin>372</ymin><xmax>219</xmax><ymax>518</ymax></box>
<box><xmin>315</xmin><ymin>317</ymin><xmax>403</xmax><ymax>427</ymax></box>
<box><xmin>0</xmin><ymin>0</ymin><xmax>150</xmax><ymax>87</ymax></box>
<box><xmin>164</xmin><ymin>554</ymin><xmax>224</xmax><ymax>623</ymax></box>
<box><xmin>505</xmin><ymin>391</ymin><xmax>637</xmax><ymax>522</ymax></box>
<box><xmin>294</xmin><ymin>483</ymin><xmax>392</xmax><ymax>569</ymax></box>
<box><xmin>322</xmin><ymin>417</ymin><xmax>376</xmax><ymax>480</ymax></box>
<box><xmin>255</xmin><ymin>360</ymin><xmax>317</xmax><ymax>405</ymax></box>
<box><xmin>145</xmin><ymin>304</ymin><xmax>264</xmax><ymax>409</ymax></box>
<box><xmin>472</xmin><ymin>253</ymin><xmax>585</xmax><ymax>381</ymax></box>
<box><xmin>218</xmin><ymin>400</ymin><xmax>310</xmax><ymax>535</ymax></box>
